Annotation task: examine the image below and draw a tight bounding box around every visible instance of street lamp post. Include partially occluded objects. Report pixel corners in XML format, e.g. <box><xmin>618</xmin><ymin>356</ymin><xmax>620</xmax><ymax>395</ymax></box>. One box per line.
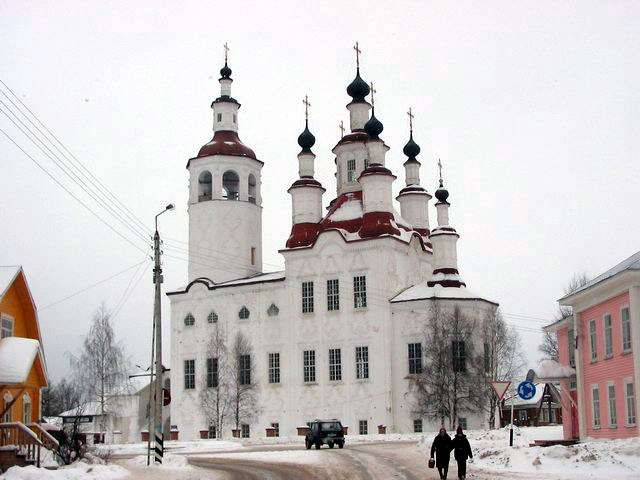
<box><xmin>150</xmin><ymin>203</ymin><xmax>174</xmax><ymax>464</ymax></box>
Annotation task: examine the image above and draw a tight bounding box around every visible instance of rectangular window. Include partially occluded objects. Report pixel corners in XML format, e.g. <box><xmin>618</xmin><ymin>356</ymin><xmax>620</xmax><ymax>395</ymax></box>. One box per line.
<box><xmin>251</xmin><ymin>247</ymin><xmax>256</xmax><ymax>266</ymax></box>
<box><xmin>364</xmin><ymin>157</ymin><xmax>369</xmax><ymax>169</ymax></box>
<box><xmin>268</xmin><ymin>353</ymin><xmax>280</xmax><ymax>384</ymax></box>
<box><xmin>452</xmin><ymin>340</ymin><xmax>466</xmax><ymax>372</ymax></box>
<box><xmin>303</xmin><ymin>350</ymin><xmax>316</xmax><ymax>383</ymax></box>
<box><xmin>22</xmin><ymin>401</ymin><xmax>31</xmax><ymax>424</ymax></box>
<box><xmin>347</xmin><ymin>159</ymin><xmax>356</xmax><ymax>182</ymax></box>
<box><xmin>239</xmin><ymin>354</ymin><xmax>251</xmax><ymax>385</ymax></box>
<box><xmin>217</xmin><ymin>113</ymin><xmax>222</xmax><ymax>122</ymax></box>
<box><xmin>0</xmin><ymin>315</ymin><xmax>14</xmax><ymax>338</ymax></box>
<box><xmin>592</xmin><ymin>385</ymin><xmax>601</xmax><ymax>428</ymax></box>
<box><xmin>625</xmin><ymin>381</ymin><xmax>636</xmax><ymax>426</ymax></box>
<box><xmin>607</xmin><ymin>383</ymin><xmax>617</xmax><ymax>427</ymax></box>
<box><xmin>359</xmin><ymin>419</ymin><xmax>368</xmax><ymax>435</ymax></box>
<box><xmin>408</xmin><ymin>343</ymin><xmax>423</xmax><ymax>374</ymax></box>
<box><xmin>483</xmin><ymin>342</ymin><xmax>491</xmax><ymax>373</ymax></box>
<box><xmin>206</xmin><ymin>357</ymin><xmax>218</xmax><ymax>388</ymax></box>
<box><xmin>604</xmin><ymin>314</ymin><xmax>613</xmax><ymax>357</ymax></box>
<box><xmin>589</xmin><ymin>319</ymin><xmax>597</xmax><ymax>361</ymax></box>
<box><xmin>329</xmin><ymin>348</ymin><xmax>342</xmax><ymax>381</ymax></box>
<box><xmin>302</xmin><ymin>281</ymin><xmax>314</xmax><ymax>313</ymax></box>
<box><xmin>622</xmin><ymin>307</ymin><xmax>632</xmax><ymax>352</ymax></box>
<box><xmin>241</xmin><ymin>424</ymin><xmax>250</xmax><ymax>438</ymax></box>
<box><xmin>353</xmin><ymin>275</ymin><xmax>367</xmax><ymax>308</ymax></box>
<box><xmin>233</xmin><ymin>114</ymin><xmax>237</xmax><ymax>123</ymax></box>
<box><xmin>184</xmin><ymin>359</ymin><xmax>195</xmax><ymax>390</ymax></box>
<box><xmin>568</xmin><ymin>328</ymin><xmax>576</xmax><ymax>367</ymax></box>
<box><xmin>271</xmin><ymin>422</ymin><xmax>280</xmax><ymax>437</ymax></box>
<box><xmin>458</xmin><ymin>417</ymin><xmax>468</xmax><ymax>430</ymax></box>
<box><xmin>356</xmin><ymin>346</ymin><xmax>369</xmax><ymax>379</ymax></box>
<box><xmin>327</xmin><ymin>279</ymin><xmax>340</xmax><ymax>311</ymax></box>
<box><xmin>413</xmin><ymin>419</ymin><xmax>423</xmax><ymax>433</ymax></box>
<box><xmin>541</xmin><ymin>408</ymin><xmax>549</xmax><ymax>423</ymax></box>
<box><xmin>519</xmin><ymin>410</ymin><xmax>528</xmax><ymax>421</ymax></box>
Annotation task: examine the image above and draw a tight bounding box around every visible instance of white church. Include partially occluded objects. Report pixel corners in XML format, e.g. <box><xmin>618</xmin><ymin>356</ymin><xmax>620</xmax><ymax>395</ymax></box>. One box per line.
<box><xmin>168</xmin><ymin>52</ymin><xmax>498</xmax><ymax>440</ymax></box>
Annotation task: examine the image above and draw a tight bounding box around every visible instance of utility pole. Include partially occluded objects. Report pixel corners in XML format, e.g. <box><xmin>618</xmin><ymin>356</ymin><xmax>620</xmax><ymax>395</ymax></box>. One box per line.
<box><xmin>151</xmin><ymin>203</ymin><xmax>174</xmax><ymax>464</ymax></box>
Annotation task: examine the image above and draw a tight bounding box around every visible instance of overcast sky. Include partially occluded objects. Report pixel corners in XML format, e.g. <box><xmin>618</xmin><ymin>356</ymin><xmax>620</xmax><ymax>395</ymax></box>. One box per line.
<box><xmin>1</xmin><ymin>1</ymin><xmax>639</xmax><ymax>382</ymax></box>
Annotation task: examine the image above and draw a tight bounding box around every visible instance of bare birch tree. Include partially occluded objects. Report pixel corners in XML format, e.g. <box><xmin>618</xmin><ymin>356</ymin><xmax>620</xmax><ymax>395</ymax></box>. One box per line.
<box><xmin>70</xmin><ymin>303</ymin><xmax>130</xmax><ymax>436</ymax></box>
<box><xmin>483</xmin><ymin>308</ymin><xmax>527</xmax><ymax>428</ymax></box>
<box><xmin>228</xmin><ymin>332</ymin><xmax>259</xmax><ymax>433</ymax></box>
<box><xmin>199</xmin><ymin>326</ymin><xmax>230</xmax><ymax>438</ymax></box>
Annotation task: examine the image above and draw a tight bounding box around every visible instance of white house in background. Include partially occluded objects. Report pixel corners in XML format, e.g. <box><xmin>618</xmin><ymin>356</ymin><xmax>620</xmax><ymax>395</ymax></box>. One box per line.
<box><xmin>168</xmin><ymin>55</ymin><xmax>498</xmax><ymax>440</ymax></box>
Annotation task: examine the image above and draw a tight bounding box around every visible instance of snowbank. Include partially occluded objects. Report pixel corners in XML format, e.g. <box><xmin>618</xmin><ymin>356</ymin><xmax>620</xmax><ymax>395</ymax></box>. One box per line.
<box><xmin>127</xmin><ymin>453</ymin><xmax>190</xmax><ymax>469</ymax></box>
<box><xmin>0</xmin><ymin>461</ymin><xmax>128</xmax><ymax>480</ymax></box>
<box><xmin>104</xmin><ymin>439</ymin><xmax>245</xmax><ymax>456</ymax></box>
<box><xmin>536</xmin><ymin>359</ymin><xmax>576</xmax><ymax>380</ymax></box>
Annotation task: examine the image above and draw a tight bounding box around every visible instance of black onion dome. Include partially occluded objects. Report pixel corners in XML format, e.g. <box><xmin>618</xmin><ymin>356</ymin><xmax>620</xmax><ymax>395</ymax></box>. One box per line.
<box><xmin>346</xmin><ymin>68</ymin><xmax>370</xmax><ymax>102</ymax></box>
<box><xmin>297</xmin><ymin>121</ymin><xmax>316</xmax><ymax>153</ymax></box>
<box><xmin>364</xmin><ymin>109</ymin><xmax>383</xmax><ymax>139</ymax></box>
<box><xmin>220</xmin><ymin>61</ymin><xmax>232</xmax><ymax>79</ymax></box>
<box><xmin>435</xmin><ymin>179</ymin><xmax>449</xmax><ymax>202</ymax></box>
<box><xmin>403</xmin><ymin>132</ymin><xmax>421</xmax><ymax>158</ymax></box>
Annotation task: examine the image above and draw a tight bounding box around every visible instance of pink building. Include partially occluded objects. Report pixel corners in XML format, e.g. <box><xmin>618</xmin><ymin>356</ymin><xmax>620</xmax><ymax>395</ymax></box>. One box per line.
<box><xmin>545</xmin><ymin>252</ymin><xmax>640</xmax><ymax>440</ymax></box>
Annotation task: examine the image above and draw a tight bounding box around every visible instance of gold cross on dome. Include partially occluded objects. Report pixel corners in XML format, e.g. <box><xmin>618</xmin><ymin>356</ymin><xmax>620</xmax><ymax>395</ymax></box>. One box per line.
<box><xmin>224</xmin><ymin>42</ymin><xmax>230</xmax><ymax>62</ymax></box>
<box><xmin>303</xmin><ymin>95</ymin><xmax>311</xmax><ymax>120</ymax></box>
<box><xmin>407</xmin><ymin>107</ymin><xmax>414</xmax><ymax>131</ymax></box>
<box><xmin>339</xmin><ymin>120</ymin><xmax>345</xmax><ymax>138</ymax></box>
<box><xmin>353</xmin><ymin>41</ymin><xmax>361</xmax><ymax>69</ymax></box>
<box><xmin>438</xmin><ymin>158</ymin><xmax>443</xmax><ymax>181</ymax></box>
<box><xmin>370</xmin><ymin>82</ymin><xmax>376</xmax><ymax>107</ymax></box>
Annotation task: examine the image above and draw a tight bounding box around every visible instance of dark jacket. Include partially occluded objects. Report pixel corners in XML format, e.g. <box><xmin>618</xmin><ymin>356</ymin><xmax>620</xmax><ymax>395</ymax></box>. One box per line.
<box><xmin>430</xmin><ymin>433</ymin><xmax>452</xmax><ymax>466</ymax></box>
<box><xmin>451</xmin><ymin>434</ymin><xmax>472</xmax><ymax>461</ymax></box>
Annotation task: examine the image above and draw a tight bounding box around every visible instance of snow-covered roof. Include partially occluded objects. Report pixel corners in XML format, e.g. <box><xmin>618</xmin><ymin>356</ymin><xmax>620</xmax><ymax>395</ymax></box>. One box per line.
<box><xmin>561</xmin><ymin>250</ymin><xmax>640</xmax><ymax>300</ymax></box>
<box><xmin>59</xmin><ymin>401</ymin><xmax>104</xmax><ymax>417</ymax></box>
<box><xmin>0</xmin><ymin>265</ymin><xmax>21</xmax><ymax>299</ymax></box>
<box><xmin>390</xmin><ymin>283</ymin><xmax>498</xmax><ymax>305</ymax></box>
<box><xmin>534</xmin><ymin>359</ymin><xmax>576</xmax><ymax>381</ymax></box>
<box><xmin>0</xmin><ymin>337</ymin><xmax>40</xmax><ymax>384</ymax></box>
<box><xmin>168</xmin><ymin>270</ymin><xmax>286</xmax><ymax>295</ymax></box>
<box><xmin>503</xmin><ymin>383</ymin><xmax>561</xmax><ymax>407</ymax></box>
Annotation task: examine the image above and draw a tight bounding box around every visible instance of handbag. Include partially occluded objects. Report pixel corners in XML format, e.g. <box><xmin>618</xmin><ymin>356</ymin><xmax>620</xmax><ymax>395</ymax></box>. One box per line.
<box><xmin>428</xmin><ymin>458</ymin><xmax>435</xmax><ymax>469</ymax></box>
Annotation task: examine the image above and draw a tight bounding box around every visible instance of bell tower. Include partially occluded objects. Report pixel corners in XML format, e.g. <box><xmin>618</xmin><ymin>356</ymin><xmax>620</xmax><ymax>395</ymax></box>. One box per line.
<box><xmin>186</xmin><ymin>46</ymin><xmax>263</xmax><ymax>283</ymax></box>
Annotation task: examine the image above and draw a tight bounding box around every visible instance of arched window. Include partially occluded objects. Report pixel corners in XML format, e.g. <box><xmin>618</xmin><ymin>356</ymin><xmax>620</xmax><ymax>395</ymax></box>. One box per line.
<box><xmin>198</xmin><ymin>171</ymin><xmax>212</xmax><ymax>201</ymax></box>
<box><xmin>22</xmin><ymin>393</ymin><xmax>31</xmax><ymax>424</ymax></box>
<box><xmin>239</xmin><ymin>306</ymin><xmax>250</xmax><ymax>320</ymax></box>
<box><xmin>3</xmin><ymin>393</ymin><xmax>12</xmax><ymax>423</ymax></box>
<box><xmin>248</xmin><ymin>174</ymin><xmax>257</xmax><ymax>204</ymax></box>
<box><xmin>184</xmin><ymin>313</ymin><xmax>195</xmax><ymax>326</ymax></box>
<box><xmin>267</xmin><ymin>303</ymin><xmax>279</xmax><ymax>317</ymax></box>
<box><xmin>207</xmin><ymin>311</ymin><xmax>218</xmax><ymax>323</ymax></box>
<box><xmin>222</xmin><ymin>171</ymin><xmax>239</xmax><ymax>200</ymax></box>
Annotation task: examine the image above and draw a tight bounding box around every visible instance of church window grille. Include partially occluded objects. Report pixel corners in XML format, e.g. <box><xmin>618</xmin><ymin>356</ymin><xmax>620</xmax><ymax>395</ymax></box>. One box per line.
<box><xmin>327</xmin><ymin>279</ymin><xmax>339</xmax><ymax>311</ymax></box>
<box><xmin>267</xmin><ymin>303</ymin><xmax>279</xmax><ymax>317</ymax></box>
<box><xmin>329</xmin><ymin>348</ymin><xmax>342</xmax><ymax>381</ymax></box>
<box><xmin>241</xmin><ymin>424</ymin><xmax>250</xmax><ymax>438</ymax></box>
<box><xmin>268</xmin><ymin>352</ymin><xmax>280</xmax><ymax>384</ymax></box>
<box><xmin>184</xmin><ymin>313</ymin><xmax>195</xmax><ymax>327</ymax></box>
<box><xmin>353</xmin><ymin>276</ymin><xmax>367</xmax><ymax>308</ymax></box>
<box><xmin>303</xmin><ymin>350</ymin><xmax>316</xmax><ymax>383</ymax></box>
<box><xmin>271</xmin><ymin>422</ymin><xmax>279</xmax><ymax>437</ymax></box>
<box><xmin>222</xmin><ymin>171</ymin><xmax>240</xmax><ymax>200</ymax></box>
<box><xmin>206</xmin><ymin>358</ymin><xmax>218</xmax><ymax>388</ymax></box>
<box><xmin>408</xmin><ymin>343</ymin><xmax>422</xmax><ymax>374</ymax></box>
<box><xmin>347</xmin><ymin>159</ymin><xmax>356</xmax><ymax>182</ymax></box>
<box><xmin>452</xmin><ymin>340</ymin><xmax>466</xmax><ymax>372</ymax></box>
<box><xmin>208</xmin><ymin>425</ymin><xmax>216</xmax><ymax>439</ymax></box>
<box><xmin>248</xmin><ymin>174</ymin><xmax>257</xmax><ymax>204</ymax></box>
<box><xmin>217</xmin><ymin>113</ymin><xmax>222</xmax><ymax>122</ymax></box>
<box><xmin>207</xmin><ymin>311</ymin><xmax>218</xmax><ymax>323</ymax></box>
<box><xmin>198</xmin><ymin>171</ymin><xmax>212</xmax><ymax>201</ymax></box>
<box><xmin>184</xmin><ymin>359</ymin><xmax>195</xmax><ymax>389</ymax></box>
<box><xmin>239</xmin><ymin>306</ymin><xmax>250</xmax><ymax>320</ymax></box>
<box><xmin>356</xmin><ymin>346</ymin><xmax>369</xmax><ymax>379</ymax></box>
<box><xmin>239</xmin><ymin>354</ymin><xmax>251</xmax><ymax>385</ymax></box>
<box><xmin>302</xmin><ymin>281</ymin><xmax>314</xmax><ymax>313</ymax></box>
<box><xmin>413</xmin><ymin>419</ymin><xmax>423</xmax><ymax>433</ymax></box>
<box><xmin>622</xmin><ymin>307</ymin><xmax>632</xmax><ymax>352</ymax></box>
<box><xmin>358</xmin><ymin>419</ymin><xmax>368</xmax><ymax>435</ymax></box>
<box><xmin>1</xmin><ymin>314</ymin><xmax>13</xmax><ymax>338</ymax></box>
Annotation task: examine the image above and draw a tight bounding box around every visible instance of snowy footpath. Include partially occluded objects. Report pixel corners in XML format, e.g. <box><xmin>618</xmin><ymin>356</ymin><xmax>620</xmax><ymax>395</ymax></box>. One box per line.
<box><xmin>1</xmin><ymin>426</ymin><xmax>639</xmax><ymax>479</ymax></box>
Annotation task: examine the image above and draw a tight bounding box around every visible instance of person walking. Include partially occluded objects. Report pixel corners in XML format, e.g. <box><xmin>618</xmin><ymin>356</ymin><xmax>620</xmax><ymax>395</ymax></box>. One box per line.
<box><xmin>429</xmin><ymin>427</ymin><xmax>452</xmax><ymax>480</ymax></box>
<box><xmin>451</xmin><ymin>426</ymin><xmax>473</xmax><ymax>480</ymax></box>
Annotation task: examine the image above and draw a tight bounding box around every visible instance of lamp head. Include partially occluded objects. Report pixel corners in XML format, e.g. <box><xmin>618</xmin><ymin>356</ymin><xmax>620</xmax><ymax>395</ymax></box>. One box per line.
<box><xmin>166</xmin><ymin>203</ymin><xmax>175</xmax><ymax>211</ymax></box>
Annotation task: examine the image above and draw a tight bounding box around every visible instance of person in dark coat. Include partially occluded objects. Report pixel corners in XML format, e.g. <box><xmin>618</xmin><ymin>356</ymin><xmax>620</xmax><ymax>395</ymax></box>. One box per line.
<box><xmin>451</xmin><ymin>426</ymin><xmax>473</xmax><ymax>480</ymax></box>
<box><xmin>430</xmin><ymin>427</ymin><xmax>452</xmax><ymax>479</ymax></box>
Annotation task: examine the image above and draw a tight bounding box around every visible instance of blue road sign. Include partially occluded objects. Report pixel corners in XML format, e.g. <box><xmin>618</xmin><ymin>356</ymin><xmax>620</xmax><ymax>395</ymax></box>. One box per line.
<box><xmin>517</xmin><ymin>381</ymin><xmax>536</xmax><ymax>400</ymax></box>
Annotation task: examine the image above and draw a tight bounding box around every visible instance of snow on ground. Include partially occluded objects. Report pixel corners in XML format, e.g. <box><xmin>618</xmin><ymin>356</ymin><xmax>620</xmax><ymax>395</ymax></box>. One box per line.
<box><xmin>0</xmin><ymin>461</ymin><xmax>128</xmax><ymax>480</ymax></box>
<box><xmin>103</xmin><ymin>438</ymin><xmax>245</xmax><ymax>456</ymax></box>
<box><xmin>120</xmin><ymin>453</ymin><xmax>224</xmax><ymax>479</ymax></box>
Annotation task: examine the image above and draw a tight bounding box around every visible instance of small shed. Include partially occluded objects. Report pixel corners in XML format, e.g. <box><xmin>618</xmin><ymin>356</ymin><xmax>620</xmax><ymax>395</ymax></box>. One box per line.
<box><xmin>500</xmin><ymin>383</ymin><xmax>563</xmax><ymax>427</ymax></box>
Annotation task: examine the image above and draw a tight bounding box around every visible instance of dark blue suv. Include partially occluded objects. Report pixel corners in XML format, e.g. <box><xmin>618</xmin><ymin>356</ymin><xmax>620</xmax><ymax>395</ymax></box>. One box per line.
<box><xmin>305</xmin><ymin>420</ymin><xmax>345</xmax><ymax>449</ymax></box>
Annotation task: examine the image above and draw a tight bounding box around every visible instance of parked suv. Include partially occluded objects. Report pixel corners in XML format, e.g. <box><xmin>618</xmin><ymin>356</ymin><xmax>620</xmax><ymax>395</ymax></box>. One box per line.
<box><xmin>305</xmin><ymin>419</ymin><xmax>345</xmax><ymax>449</ymax></box>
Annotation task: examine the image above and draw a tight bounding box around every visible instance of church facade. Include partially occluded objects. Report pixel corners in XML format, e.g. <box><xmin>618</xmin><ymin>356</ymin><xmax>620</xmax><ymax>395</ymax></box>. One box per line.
<box><xmin>168</xmin><ymin>54</ymin><xmax>498</xmax><ymax>440</ymax></box>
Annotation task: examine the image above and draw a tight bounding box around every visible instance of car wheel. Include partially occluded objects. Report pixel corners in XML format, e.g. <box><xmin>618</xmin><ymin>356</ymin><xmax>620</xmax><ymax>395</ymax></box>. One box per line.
<box><xmin>328</xmin><ymin>441</ymin><xmax>334</xmax><ymax>448</ymax></box>
<box><xmin>305</xmin><ymin>439</ymin><xmax>311</xmax><ymax>450</ymax></box>
<box><xmin>338</xmin><ymin>441</ymin><xmax>344</xmax><ymax>449</ymax></box>
<box><xmin>315</xmin><ymin>441</ymin><xmax>321</xmax><ymax>450</ymax></box>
